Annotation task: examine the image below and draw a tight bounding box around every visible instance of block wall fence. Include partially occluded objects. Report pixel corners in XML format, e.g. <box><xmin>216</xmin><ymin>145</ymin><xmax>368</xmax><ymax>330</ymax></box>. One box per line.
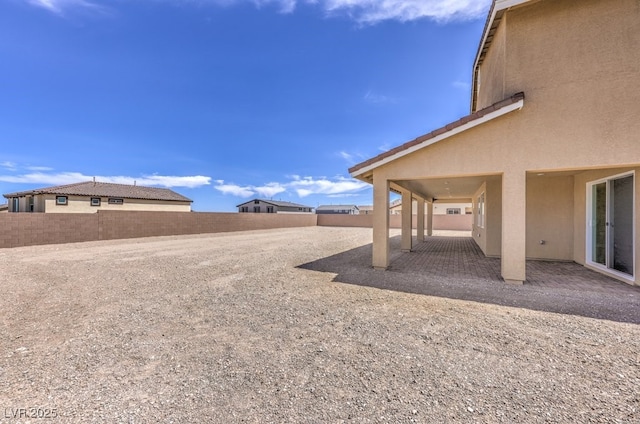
<box><xmin>0</xmin><ymin>211</ymin><xmax>472</xmax><ymax>249</ymax></box>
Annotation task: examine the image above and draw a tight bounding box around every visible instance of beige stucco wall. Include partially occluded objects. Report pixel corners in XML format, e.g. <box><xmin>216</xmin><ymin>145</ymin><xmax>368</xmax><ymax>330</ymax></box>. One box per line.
<box><xmin>526</xmin><ymin>174</ymin><xmax>574</xmax><ymax>260</ymax></box>
<box><xmin>43</xmin><ymin>195</ymin><xmax>191</xmax><ymax>213</ymax></box>
<box><xmin>476</xmin><ymin>12</ymin><xmax>507</xmax><ymax>110</ymax></box>
<box><xmin>472</xmin><ymin>179</ymin><xmax>502</xmax><ymax>257</ymax></box>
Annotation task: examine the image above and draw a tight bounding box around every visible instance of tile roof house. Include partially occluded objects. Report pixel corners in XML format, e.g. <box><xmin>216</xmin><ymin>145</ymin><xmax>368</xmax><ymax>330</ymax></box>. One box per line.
<box><xmin>3</xmin><ymin>181</ymin><xmax>192</xmax><ymax>213</ymax></box>
<box><xmin>349</xmin><ymin>0</ymin><xmax>640</xmax><ymax>286</ymax></box>
<box><xmin>316</xmin><ymin>205</ymin><xmax>360</xmax><ymax>215</ymax></box>
<box><xmin>237</xmin><ymin>199</ymin><xmax>314</xmax><ymax>214</ymax></box>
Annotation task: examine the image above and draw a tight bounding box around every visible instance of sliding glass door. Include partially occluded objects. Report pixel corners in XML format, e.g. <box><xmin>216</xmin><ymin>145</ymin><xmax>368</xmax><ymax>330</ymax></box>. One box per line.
<box><xmin>588</xmin><ymin>173</ymin><xmax>634</xmax><ymax>278</ymax></box>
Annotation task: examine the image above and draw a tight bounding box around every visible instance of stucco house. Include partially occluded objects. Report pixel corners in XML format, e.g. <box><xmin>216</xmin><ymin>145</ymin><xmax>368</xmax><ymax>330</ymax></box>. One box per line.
<box><xmin>349</xmin><ymin>0</ymin><xmax>639</xmax><ymax>286</ymax></box>
<box><xmin>316</xmin><ymin>205</ymin><xmax>360</xmax><ymax>215</ymax></box>
<box><xmin>237</xmin><ymin>199</ymin><xmax>314</xmax><ymax>214</ymax></box>
<box><xmin>3</xmin><ymin>181</ymin><xmax>192</xmax><ymax>213</ymax></box>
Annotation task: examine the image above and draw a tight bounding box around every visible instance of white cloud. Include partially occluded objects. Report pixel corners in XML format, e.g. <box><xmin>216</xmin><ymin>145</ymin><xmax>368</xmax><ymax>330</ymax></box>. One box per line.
<box><xmin>288</xmin><ymin>175</ymin><xmax>369</xmax><ymax>197</ymax></box>
<box><xmin>0</xmin><ymin>171</ymin><xmax>211</xmax><ymax>188</ymax></box>
<box><xmin>26</xmin><ymin>0</ymin><xmax>492</xmax><ymax>23</ymax></box>
<box><xmin>214</xmin><ymin>182</ymin><xmax>255</xmax><ymax>197</ymax></box>
<box><xmin>364</xmin><ymin>90</ymin><xmax>396</xmax><ymax>104</ymax></box>
<box><xmin>452</xmin><ymin>80</ymin><xmax>470</xmax><ymax>90</ymax></box>
<box><xmin>323</xmin><ymin>0</ymin><xmax>491</xmax><ymax>24</ymax></box>
<box><xmin>254</xmin><ymin>182</ymin><xmax>287</xmax><ymax>197</ymax></box>
<box><xmin>214</xmin><ymin>175</ymin><xmax>369</xmax><ymax>198</ymax></box>
<box><xmin>26</xmin><ymin>0</ymin><xmax>105</xmax><ymax>15</ymax></box>
<box><xmin>1</xmin><ymin>161</ymin><xmax>18</xmax><ymax>171</ymax></box>
<box><xmin>26</xmin><ymin>166</ymin><xmax>55</xmax><ymax>171</ymax></box>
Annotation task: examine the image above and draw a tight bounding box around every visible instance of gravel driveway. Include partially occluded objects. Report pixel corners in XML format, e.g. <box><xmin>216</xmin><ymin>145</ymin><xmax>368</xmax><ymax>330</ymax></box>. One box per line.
<box><xmin>1</xmin><ymin>227</ymin><xmax>639</xmax><ymax>423</ymax></box>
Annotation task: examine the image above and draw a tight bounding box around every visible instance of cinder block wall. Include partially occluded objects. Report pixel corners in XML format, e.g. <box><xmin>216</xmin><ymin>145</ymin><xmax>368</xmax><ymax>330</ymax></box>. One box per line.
<box><xmin>0</xmin><ymin>211</ymin><xmax>472</xmax><ymax>249</ymax></box>
<box><xmin>0</xmin><ymin>212</ymin><xmax>318</xmax><ymax>248</ymax></box>
<box><xmin>0</xmin><ymin>213</ymin><xmax>99</xmax><ymax>248</ymax></box>
<box><xmin>317</xmin><ymin>214</ymin><xmax>472</xmax><ymax>230</ymax></box>
<box><xmin>98</xmin><ymin>211</ymin><xmax>319</xmax><ymax>241</ymax></box>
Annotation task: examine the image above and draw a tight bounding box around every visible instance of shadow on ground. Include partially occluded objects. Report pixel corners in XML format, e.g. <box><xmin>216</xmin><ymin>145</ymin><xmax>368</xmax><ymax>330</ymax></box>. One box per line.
<box><xmin>298</xmin><ymin>236</ymin><xmax>640</xmax><ymax>324</ymax></box>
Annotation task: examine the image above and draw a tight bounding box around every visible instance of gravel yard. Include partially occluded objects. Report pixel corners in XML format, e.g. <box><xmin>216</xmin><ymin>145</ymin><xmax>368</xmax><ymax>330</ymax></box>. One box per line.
<box><xmin>1</xmin><ymin>226</ymin><xmax>639</xmax><ymax>423</ymax></box>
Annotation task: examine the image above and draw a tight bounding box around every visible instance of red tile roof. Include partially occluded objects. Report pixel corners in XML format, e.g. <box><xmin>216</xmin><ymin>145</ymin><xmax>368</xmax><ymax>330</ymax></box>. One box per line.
<box><xmin>348</xmin><ymin>92</ymin><xmax>524</xmax><ymax>176</ymax></box>
<box><xmin>3</xmin><ymin>181</ymin><xmax>192</xmax><ymax>202</ymax></box>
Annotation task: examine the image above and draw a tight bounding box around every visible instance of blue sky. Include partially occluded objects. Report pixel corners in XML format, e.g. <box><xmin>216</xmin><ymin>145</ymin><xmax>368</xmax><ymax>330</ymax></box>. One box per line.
<box><xmin>1</xmin><ymin>0</ymin><xmax>491</xmax><ymax>211</ymax></box>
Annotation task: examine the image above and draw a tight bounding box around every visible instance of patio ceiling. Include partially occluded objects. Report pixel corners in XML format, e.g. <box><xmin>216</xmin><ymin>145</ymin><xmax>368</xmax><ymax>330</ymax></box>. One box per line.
<box><xmin>393</xmin><ymin>175</ymin><xmax>501</xmax><ymax>202</ymax></box>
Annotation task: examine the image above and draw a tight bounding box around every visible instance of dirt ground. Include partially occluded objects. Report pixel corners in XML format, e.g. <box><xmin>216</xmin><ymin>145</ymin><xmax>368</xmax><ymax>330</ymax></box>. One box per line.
<box><xmin>1</xmin><ymin>227</ymin><xmax>639</xmax><ymax>423</ymax></box>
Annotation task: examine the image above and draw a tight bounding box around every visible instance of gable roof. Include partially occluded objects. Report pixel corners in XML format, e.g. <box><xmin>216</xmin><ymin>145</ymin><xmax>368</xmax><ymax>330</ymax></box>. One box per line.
<box><xmin>349</xmin><ymin>92</ymin><xmax>524</xmax><ymax>178</ymax></box>
<box><xmin>316</xmin><ymin>205</ymin><xmax>359</xmax><ymax>211</ymax></box>
<box><xmin>236</xmin><ymin>199</ymin><xmax>312</xmax><ymax>209</ymax></box>
<box><xmin>3</xmin><ymin>181</ymin><xmax>192</xmax><ymax>203</ymax></box>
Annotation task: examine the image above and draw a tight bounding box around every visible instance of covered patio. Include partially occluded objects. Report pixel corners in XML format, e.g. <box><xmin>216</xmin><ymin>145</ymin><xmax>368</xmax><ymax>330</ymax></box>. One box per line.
<box><xmin>392</xmin><ymin>233</ymin><xmax>638</xmax><ymax>295</ymax></box>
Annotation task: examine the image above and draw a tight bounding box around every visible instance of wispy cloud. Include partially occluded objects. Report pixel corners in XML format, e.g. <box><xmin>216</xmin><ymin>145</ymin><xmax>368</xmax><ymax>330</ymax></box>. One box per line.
<box><xmin>1</xmin><ymin>161</ymin><xmax>18</xmax><ymax>171</ymax></box>
<box><xmin>0</xmin><ymin>171</ymin><xmax>211</xmax><ymax>188</ymax></box>
<box><xmin>214</xmin><ymin>175</ymin><xmax>369</xmax><ymax>199</ymax></box>
<box><xmin>337</xmin><ymin>150</ymin><xmax>369</xmax><ymax>166</ymax></box>
<box><xmin>288</xmin><ymin>175</ymin><xmax>368</xmax><ymax>197</ymax></box>
<box><xmin>364</xmin><ymin>90</ymin><xmax>397</xmax><ymax>105</ymax></box>
<box><xmin>323</xmin><ymin>0</ymin><xmax>491</xmax><ymax>24</ymax></box>
<box><xmin>452</xmin><ymin>80</ymin><xmax>470</xmax><ymax>90</ymax></box>
<box><xmin>25</xmin><ymin>0</ymin><xmax>492</xmax><ymax>24</ymax></box>
<box><xmin>26</xmin><ymin>0</ymin><xmax>106</xmax><ymax>15</ymax></box>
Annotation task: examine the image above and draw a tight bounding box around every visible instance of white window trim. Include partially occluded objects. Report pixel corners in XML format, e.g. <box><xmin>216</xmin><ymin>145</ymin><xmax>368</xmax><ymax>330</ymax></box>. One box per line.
<box><xmin>476</xmin><ymin>192</ymin><xmax>485</xmax><ymax>229</ymax></box>
<box><xmin>585</xmin><ymin>170</ymin><xmax>635</xmax><ymax>282</ymax></box>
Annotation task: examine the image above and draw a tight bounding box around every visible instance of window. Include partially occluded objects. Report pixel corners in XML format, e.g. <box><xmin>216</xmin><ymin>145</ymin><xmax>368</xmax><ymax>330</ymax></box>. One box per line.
<box><xmin>446</xmin><ymin>208</ymin><xmax>461</xmax><ymax>215</ymax></box>
<box><xmin>254</xmin><ymin>200</ymin><xmax>260</xmax><ymax>204</ymax></box>
<box><xmin>28</xmin><ymin>196</ymin><xmax>34</xmax><ymax>212</ymax></box>
<box><xmin>11</xmin><ymin>198</ymin><xmax>19</xmax><ymax>212</ymax></box>
<box><xmin>267</xmin><ymin>206</ymin><xmax>274</xmax><ymax>213</ymax></box>
<box><xmin>253</xmin><ymin>206</ymin><xmax>260</xmax><ymax>213</ymax></box>
<box><xmin>240</xmin><ymin>206</ymin><xmax>249</xmax><ymax>213</ymax></box>
<box><xmin>476</xmin><ymin>193</ymin><xmax>485</xmax><ymax>228</ymax></box>
<box><xmin>91</xmin><ymin>198</ymin><xmax>101</xmax><ymax>206</ymax></box>
<box><xmin>56</xmin><ymin>196</ymin><xmax>68</xmax><ymax>206</ymax></box>
<box><xmin>108</xmin><ymin>198</ymin><xmax>124</xmax><ymax>205</ymax></box>
<box><xmin>587</xmin><ymin>172</ymin><xmax>634</xmax><ymax>278</ymax></box>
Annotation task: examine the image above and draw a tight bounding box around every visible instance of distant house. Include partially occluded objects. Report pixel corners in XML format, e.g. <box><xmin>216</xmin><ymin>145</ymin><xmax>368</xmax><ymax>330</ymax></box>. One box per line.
<box><xmin>3</xmin><ymin>181</ymin><xmax>192</xmax><ymax>213</ymax></box>
<box><xmin>237</xmin><ymin>199</ymin><xmax>314</xmax><ymax>214</ymax></box>
<box><xmin>390</xmin><ymin>199</ymin><xmax>472</xmax><ymax>215</ymax></box>
<box><xmin>316</xmin><ymin>205</ymin><xmax>359</xmax><ymax>215</ymax></box>
<box><xmin>0</xmin><ymin>203</ymin><xmax>8</xmax><ymax>213</ymax></box>
<box><xmin>358</xmin><ymin>205</ymin><xmax>373</xmax><ymax>215</ymax></box>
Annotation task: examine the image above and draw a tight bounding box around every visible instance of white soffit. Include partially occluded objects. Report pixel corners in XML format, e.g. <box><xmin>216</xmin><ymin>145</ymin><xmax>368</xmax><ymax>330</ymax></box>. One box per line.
<box><xmin>350</xmin><ymin>98</ymin><xmax>524</xmax><ymax>178</ymax></box>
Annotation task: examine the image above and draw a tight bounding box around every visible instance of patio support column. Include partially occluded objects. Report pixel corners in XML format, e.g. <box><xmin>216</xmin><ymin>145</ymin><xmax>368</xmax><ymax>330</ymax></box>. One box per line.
<box><xmin>501</xmin><ymin>170</ymin><xmax>526</xmax><ymax>284</ymax></box>
<box><xmin>373</xmin><ymin>174</ymin><xmax>390</xmax><ymax>270</ymax></box>
<box><xmin>426</xmin><ymin>201</ymin><xmax>434</xmax><ymax>237</ymax></box>
<box><xmin>416</xmin><ymin>198</ymin><xmax>425</xmax><ymax>242</ymax></box>
<box><xmin>401</xmin><ymin>190</ymin><xmax>413</xmax><ymax>252</ymax></box>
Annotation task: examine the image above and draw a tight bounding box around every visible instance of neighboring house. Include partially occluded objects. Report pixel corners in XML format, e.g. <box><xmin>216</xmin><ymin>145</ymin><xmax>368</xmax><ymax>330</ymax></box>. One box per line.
<box><xmin>358</xmin><ymin>205</ymin><xmax>373</xmax><ymax>215</ymax></box>
<box><xmin>390</xmin><ymin>199</ymin><xmax>472</xmax><ymax>215</ymax></box>
<box><xmin>3</xmin><ymin>181</ymin><xmax>192</xmax><ymax>213</ymax></box>
<box><xmin>237</xmin><ymin>199</ymin><xmax>314</xmax><ymax>214</ymax></box>
<box><xmin>316</xmin><ymin>205</ymin><xmax>360</xmax><ymax>215</ymax></box>
<box><xmin>0</xmin><ymin>203</ymin><xmax>8</xmax><ymax>213</ymax></box>
<box><xmin>389</xmin><ymin>199</ymin><xmax>403</xmax><ymax>215</ymax></box>
<box><xmin>349</xmin><ymin>0</ymin><xmax>640</xmax><ymax>286</ymax></box>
